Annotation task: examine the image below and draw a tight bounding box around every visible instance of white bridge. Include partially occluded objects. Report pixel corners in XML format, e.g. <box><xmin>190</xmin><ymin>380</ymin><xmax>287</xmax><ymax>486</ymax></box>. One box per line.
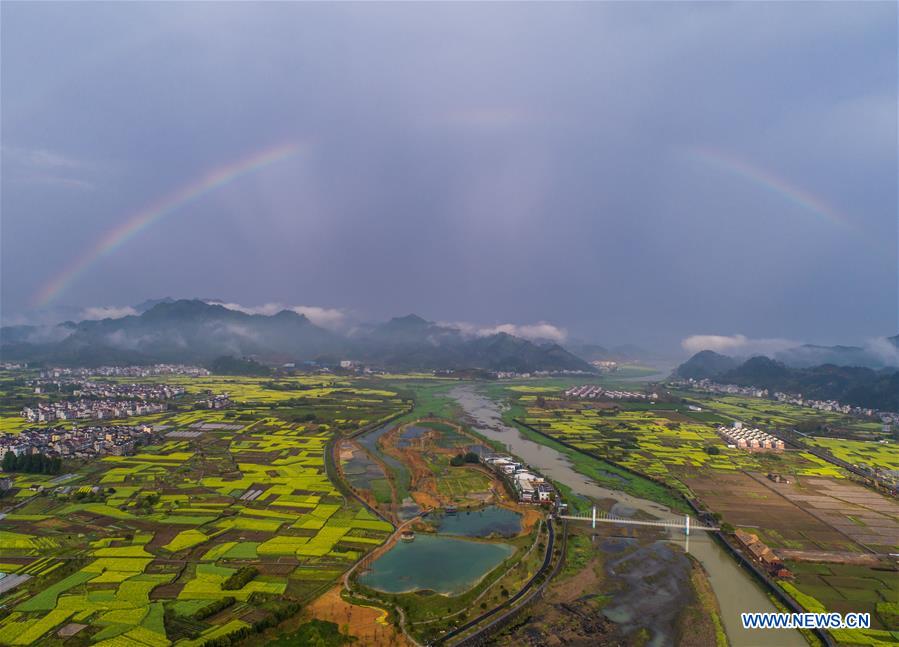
<box><xmin>559</xmin><ymin>506</ymin><xmax>719</xmax><ymax>535</ymax></box>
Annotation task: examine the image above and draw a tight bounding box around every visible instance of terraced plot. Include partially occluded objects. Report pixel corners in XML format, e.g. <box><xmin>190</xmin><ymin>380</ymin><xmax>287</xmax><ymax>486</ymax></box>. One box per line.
<box><xmin>782</xmin><ymin>562</ymin><xmax>899</xmax><ymax>646</ymax></box>
<box><xmin>0</xmin><ymin>378</ymin><xmax>405</xmax><ymax>645</ymax></box>
<box><xmin>805</xmin><ymin>437</ymin><xmax>899</xmax><ymax>472</ymax></box>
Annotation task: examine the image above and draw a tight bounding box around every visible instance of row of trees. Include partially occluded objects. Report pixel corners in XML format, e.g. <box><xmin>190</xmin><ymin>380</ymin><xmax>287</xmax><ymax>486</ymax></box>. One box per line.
<box><xmin>2</xmin><ymin>451</ymin><xmax>62</xmax><ymax>475</ymax></box>
<box><xmin>198</xmin><ymin>598</ymin><xmax>304</xmax><ymax>647</ymax></box>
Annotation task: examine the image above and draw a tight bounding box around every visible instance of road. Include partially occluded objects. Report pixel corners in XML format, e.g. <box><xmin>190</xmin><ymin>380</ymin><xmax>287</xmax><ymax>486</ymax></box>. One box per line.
<box><xmin>435</xmin><ymin>515</ymin><xmax>557</xmax><ymax>646</ymax></box>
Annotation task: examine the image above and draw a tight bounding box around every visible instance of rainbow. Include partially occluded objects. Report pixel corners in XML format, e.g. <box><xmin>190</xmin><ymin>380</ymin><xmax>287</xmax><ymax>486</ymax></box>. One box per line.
<box><xmin>685</xmin><ymin>147</ymin><xmax>850</xmax><ymax>229</ymax></box>
<box><xmin>33</xmin><ymin>142</ymin><xmax>300</xmax><ymax>307</ymax></box>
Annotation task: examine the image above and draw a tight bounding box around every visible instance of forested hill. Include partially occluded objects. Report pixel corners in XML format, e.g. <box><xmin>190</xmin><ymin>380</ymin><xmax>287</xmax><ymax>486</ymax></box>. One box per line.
<box><xmin>674</xmin><ymin>353</ymin><xmax>899</xmax><ymax>410</ymax></box>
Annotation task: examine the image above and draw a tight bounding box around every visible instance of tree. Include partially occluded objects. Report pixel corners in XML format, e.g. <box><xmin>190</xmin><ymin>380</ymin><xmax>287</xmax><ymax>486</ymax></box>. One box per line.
<box><xmin>704</xmin><ymin>446</ymin><xmax>721</xmax><ymax>455</ymax></box>
<box><xmin>2</xmin><ymin>451</ymin><xmax>61</xmax><ymax>475</ymax></box>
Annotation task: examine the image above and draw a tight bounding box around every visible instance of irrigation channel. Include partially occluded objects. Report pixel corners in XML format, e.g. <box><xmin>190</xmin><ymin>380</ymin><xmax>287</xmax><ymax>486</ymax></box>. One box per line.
<box><xmin>448</xmin><ymin>384</ymin><xmax>807</xmax><ymax>647</ymax></box>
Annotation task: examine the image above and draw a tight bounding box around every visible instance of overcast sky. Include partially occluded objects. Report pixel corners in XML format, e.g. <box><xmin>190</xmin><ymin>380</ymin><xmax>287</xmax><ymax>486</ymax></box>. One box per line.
<box><xmin>2</xmin><ymin>2</ymin><xmax>896</xmax><ymax>351</ymax></box>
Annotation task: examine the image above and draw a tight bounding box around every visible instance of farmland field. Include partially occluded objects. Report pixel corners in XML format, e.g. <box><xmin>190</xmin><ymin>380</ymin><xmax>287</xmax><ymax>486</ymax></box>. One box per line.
<box><xmin>519</xmin><ymin>404</ymin><xmax>844</xmax><ymax>494</ymax></box>
<box><xmin>0</xmin><ymin>374</ymin><xmax>408</xmax><ymax>646</ymax></box>
<box><xmin>781</xmin><ymin>562</ymin><xmax>899</xmax><ymax>645</ymax></box>
<box><xmin>515</xmin><ymin>391</ymin><xmax>899</xmax><ymax>551</ymax></box>
<box><xmin>683</xmin><ymin>394</ymin><xmax>887</xmax><ymax>439</ymax></box>
<box><xmin>4</xmin><ymin>371</ymin><xmax>896</xmax><ymax>646</ymax></box>
<box><xmin>805</xmin><ymin>437</ymin><xmax>899</xmax><ymax>472</ymax></box>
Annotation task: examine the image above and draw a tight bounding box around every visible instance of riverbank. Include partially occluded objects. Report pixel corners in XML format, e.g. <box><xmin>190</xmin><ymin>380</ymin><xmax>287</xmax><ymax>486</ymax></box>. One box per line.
<box><xmin>449</xmin><ymin>384</ymin><xmax>808</xmax><ymax>647</ymax></box>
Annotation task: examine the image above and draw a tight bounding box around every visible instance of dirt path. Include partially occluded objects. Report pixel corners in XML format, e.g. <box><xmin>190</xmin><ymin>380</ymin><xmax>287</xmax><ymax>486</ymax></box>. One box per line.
<box><xmin>338</xmin><ymin>515</ymin><xmax>425</xmax><ymax>647</ymax></box>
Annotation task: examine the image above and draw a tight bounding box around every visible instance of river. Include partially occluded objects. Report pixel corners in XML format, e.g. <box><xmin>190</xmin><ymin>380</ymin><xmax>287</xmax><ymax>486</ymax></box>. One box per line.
<box><xmin>448</xmin><ymin>384</ymin><xmax>806</xmax><ymax>647</ymax></box>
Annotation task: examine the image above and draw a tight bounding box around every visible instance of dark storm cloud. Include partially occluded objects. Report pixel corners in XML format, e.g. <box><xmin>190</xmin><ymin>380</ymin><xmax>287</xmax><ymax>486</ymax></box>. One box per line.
<box><xmin>1</xmin><ymin>2</ymin><xmax>896</xmax><ymax>351</ymax></box>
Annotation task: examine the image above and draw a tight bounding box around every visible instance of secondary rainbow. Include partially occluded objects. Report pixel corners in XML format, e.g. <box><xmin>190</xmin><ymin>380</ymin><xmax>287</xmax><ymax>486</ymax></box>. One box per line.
<box><xmin>685</xmin><ymin>147</ymin><xmax>850</xmax><ymax>230</ymax></box>
<box><xmin>33</xmin><ymin>142</ymin><xmax>300</xmax><ymax>307</ymax></box>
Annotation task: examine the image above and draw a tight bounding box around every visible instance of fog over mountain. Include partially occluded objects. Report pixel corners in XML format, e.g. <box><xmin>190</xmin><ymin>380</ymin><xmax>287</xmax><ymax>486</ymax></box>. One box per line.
<box><xmin>0</xmin><ymin>299</ymin><xmax>594</xmax><ymax>373</ymax></box>
<box><xmin>676</xmin><ymin>335</ymin><xmax>899</xmax><ymax>374</ymax></box>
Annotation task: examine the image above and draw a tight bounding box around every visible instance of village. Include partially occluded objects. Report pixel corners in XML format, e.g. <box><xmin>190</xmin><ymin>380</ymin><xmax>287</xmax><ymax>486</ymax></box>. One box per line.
<box><xmin>20</xmin><ymin>399</ymin><xmax>168</xmax><ymax>423</ymax></box>
<box><xmin>564</xmin><ymin>384</ymin><xmax>656</xmax><ymax>401</ymax></box>
<box><xmin>30</xmin><ymin>378</ymin><xmax>186</xmax><ymax>400</ymax></box>
<box><xmin>38</xmin><ymin>363</ymin><xmax>209</xmax><ymax>379</ymax></box>
<box><xmin>675</xmin><ymin>377</ymin><xmax>896</xmax><ymax>423</ymax></box>
<box><xmin>0</xmin><ymin>423</ymin><xmax>157</xmax><ymax>461</ymax></box>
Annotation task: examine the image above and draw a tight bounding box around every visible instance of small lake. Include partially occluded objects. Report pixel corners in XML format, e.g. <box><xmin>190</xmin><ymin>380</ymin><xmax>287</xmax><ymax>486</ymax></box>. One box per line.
<box><xmin>358</xmin><ymin>535</ymin><xmax>514</xmax><ymax>596</ymax></box>
<box><xmin>397</xmin><ymin>425</ymin><xmax>429</xmax><ymax>448</ymax></box>
<box><xmin>436</xmin><ymin>505</ymin><xmax>522</xmax><ymax>538</ymax></box>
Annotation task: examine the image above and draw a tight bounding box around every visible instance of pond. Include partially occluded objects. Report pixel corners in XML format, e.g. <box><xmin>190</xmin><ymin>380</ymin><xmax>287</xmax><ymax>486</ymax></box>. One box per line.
<box><xmin>397</xmin><ymin>425</ymin><xmax>429</xmax><ymax>448</ymax></box>
<box><xmin>436</xmin><ymin>505</ymin><xmax>522</xmax><ymax>538</ymax></box>
<box><xmin>358</xmin><ymin>535</ymin><xmax>514</xmax><ymax>596</ymax></box>
<box><xmin>341</xmin><ymin>449</ymin><xmax>386</xmax><ymax>490</ymax></box>
<box><xmin>358</xmin><ymin>423</ymin><xmax>421</xmax><ymax>519</ymax></box>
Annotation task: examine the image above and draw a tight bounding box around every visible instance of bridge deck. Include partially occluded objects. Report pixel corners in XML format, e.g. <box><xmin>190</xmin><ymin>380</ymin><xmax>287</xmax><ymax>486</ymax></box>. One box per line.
<box><xmin>558</xmin><ymin>511</ymin><xmax>718</xmax><ymax>532</ymax></box>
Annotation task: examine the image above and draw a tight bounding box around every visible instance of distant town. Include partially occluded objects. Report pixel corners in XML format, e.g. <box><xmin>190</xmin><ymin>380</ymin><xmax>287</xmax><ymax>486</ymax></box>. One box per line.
<box><xmin>30</xmin><ymin>378</ymin><xmax>186</xmax><ymax>400</ymax></box>
<box><xmin>21</xmin><ymin>399</ymin><xmax>167</xmax><ymax>423</ymax></box>
<box><xmin>39</xmin><ymin>364</ymin><xmax>210</xmax><ymax>378</ymax></box>
<box><xmin>673</xmin><ymin>377</ymin><xmax>897</xmax><ymax>425</ymax></box>
<box><xmin>18</xmin><ymin>378</ymin><xmax>230</xmax><ymax>423</ymax></box>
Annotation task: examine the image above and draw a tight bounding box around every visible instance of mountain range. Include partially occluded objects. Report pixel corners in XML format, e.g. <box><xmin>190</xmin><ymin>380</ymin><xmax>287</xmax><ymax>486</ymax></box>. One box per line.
<box><xmin>676</xmin><ymin>333</ymin><xmax>899</xmax><ymax>379</ymax></box>
<box><xmin>772</xmin><ymin>337</ymin><xmax>899</xmax><ymax>369</ymax></box>
<box><xmin>0</xmin><ymin>300</ymin><xmax>595</xmax><ymax>373</ymax></box>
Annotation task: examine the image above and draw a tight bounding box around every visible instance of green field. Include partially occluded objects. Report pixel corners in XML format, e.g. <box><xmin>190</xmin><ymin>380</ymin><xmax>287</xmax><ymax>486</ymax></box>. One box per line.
<box><xmin>519</xmin><ymin>403</ymin><xmax>845</xmax><ymax>496</ymax></box>
<box><xmin>688</xmin><ymin>394</ymin><xmax>886</xmax><ymax>439</ymax></box>
<box><xmin>805</xmin><ymin>437</ymin><xmax>899</xmax><ymax>472</ymax></box>
<box><xmin>0</xmin><ymin>374</ymin><xmax>406</xmax><ymax>645</ymax></box>
<box><xmin>782</xmin><ymin>562</ymin><xmax>899</xmax><ymax>645</ymax></box>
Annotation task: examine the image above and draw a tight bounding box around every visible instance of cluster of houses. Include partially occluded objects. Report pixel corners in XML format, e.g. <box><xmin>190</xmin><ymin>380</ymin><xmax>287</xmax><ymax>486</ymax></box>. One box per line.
<box><xmin>775</xmin><ymin>392</ymin><xmax>852</xmax><ymax>413</ymax></box>
<box><xmin>0</xmin><ymin>424</ymin><xmax>156</xmax><ymax>461</ymax></box>
<box><xmin>482</xmin><ymin>454</ymin><xmax>555</xmax><ymax>503</ymax></box>
<box><xmin>717</xmin><ymin>422</ymin><xmax>785</xmax><ymax>452</ymax></box>
<box><xmin>773</xmin><ymin>391</ymin><xmax>889</xmax><ymax>420</ymax></box>
<box><xmin>564</xmin><ymin>385</ymin><xmax>655</xmax><ymax>401</ymax></box>
<box><xmin>564</xmin><ymin>385</ymin><xmax>604</xmax><ymax>399</ymax></box>
<box><xmin>488</xmin><ymin>370</ymin><xmax>596</xmax><ymax>380</ymax></box>
<box><xmin>198</xmin><ymin>393</ymin><xmax>232</xmax><ymax>409</ymax></box>
<box><xmin>40</xmin><ymin>364</ymin><xmax>209</xmax><ymax>379</ymax></box>
<box><xmin>31</xmin><ymin>379</ymin><xmax>186</xmax><ymax>401</ymax></box>
<box><xmin>674</xmin><ymin>379</ymin><xmax>769</xmax><ymax>399</ymax></box>
<box><xmin>676</xmin><ymin>379</ymin><xmax>895</xmax><ymax>425</ymax></box>
<box><xmin>734</xmin><ymin>529</ymin><xmax>793</xmax><ymax>578</ymax></box>
<box><xmin>20</xmin><ymin>400</ymin><xmax>167</xmax><ymax>423</ymax></box>
<box><xmin>590</xmin><ymin>360</ymin><xmax>619</xmax><ymax>372</ymax></box>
